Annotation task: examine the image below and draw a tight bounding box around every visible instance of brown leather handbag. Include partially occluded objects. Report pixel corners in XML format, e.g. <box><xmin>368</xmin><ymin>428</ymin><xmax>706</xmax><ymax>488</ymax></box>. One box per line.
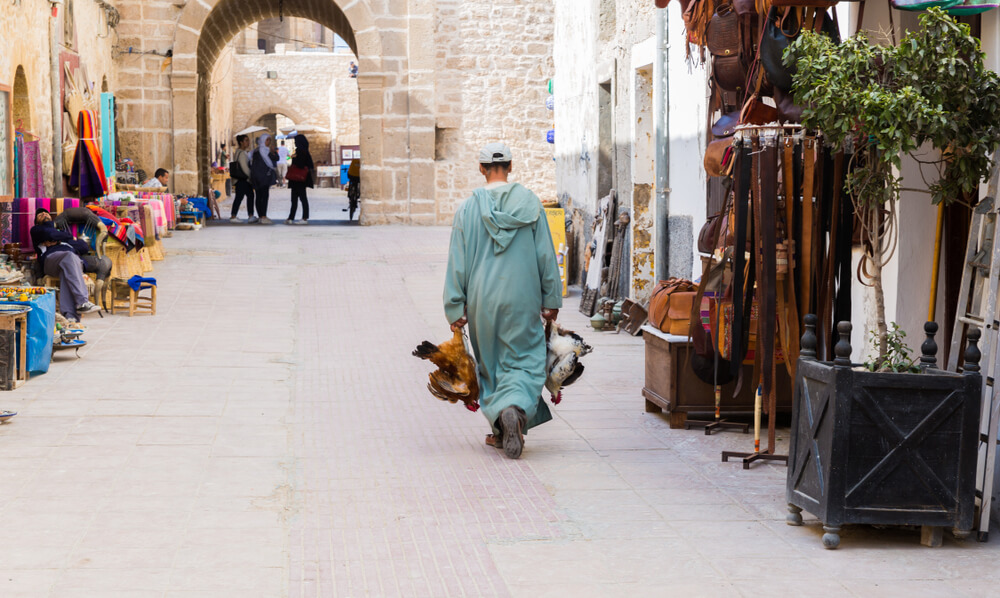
<box><xmin>707</xmin><ymin>5</ymin><xmax>748</xmax><ymax>93</ymax></box>
<box><xmin>704</xmin><ymin>138</ymin><xmax>735</xmax><ymax>177</ymax></box>
<box><xmin>648</xmin><ymin>278</ymin><xmax>699</xmax><ymax>336</ymax></box>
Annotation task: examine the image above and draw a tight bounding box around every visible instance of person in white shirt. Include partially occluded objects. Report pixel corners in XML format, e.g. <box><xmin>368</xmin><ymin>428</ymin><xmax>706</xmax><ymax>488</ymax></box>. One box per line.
<box><xmin>276</xmin><ymin>141</ymin><xmax>289</xmax><ymax>187</ymax></box>
<box><xmin>142</xmin><ymin>168</ymin><xmax>169</xmax><ymax>188</ymax></box>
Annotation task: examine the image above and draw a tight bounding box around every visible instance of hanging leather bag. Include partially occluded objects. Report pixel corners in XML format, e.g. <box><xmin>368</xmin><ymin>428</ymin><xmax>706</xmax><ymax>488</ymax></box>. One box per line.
<box><xmin>648</xmin><ymin>278</ymin><xmax>699</xmax><ymax>336</ymax></box>
<box><xmin>760</xmin><ymin>6</ymin><xmax>840</xmax><ymax>93</ymax></box>
<box><xmin>707</xmin><ymin>4</ymin><xmax>750</xmax><ymax>94</ymax></box>
<box><xmin>704</xmin><ymin>138</ymin><xmax>736</xmax><ymax>177</ymax></box>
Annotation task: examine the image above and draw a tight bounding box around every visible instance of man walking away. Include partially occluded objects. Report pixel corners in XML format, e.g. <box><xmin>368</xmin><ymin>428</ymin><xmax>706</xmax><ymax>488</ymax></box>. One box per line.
<box><xmin>277</xmin><ymin>140</ymin><xmax>289</xmax><ymax>187</ymax></box>
<box><xmin>443</xmin><ymin>142</ymin><xmax>563</xmax><ymax>459</ymax></box>
<box><xmin>230</xmin><ymin>135</ymin><xmax>256</xmax><ymax>222</ymax></box>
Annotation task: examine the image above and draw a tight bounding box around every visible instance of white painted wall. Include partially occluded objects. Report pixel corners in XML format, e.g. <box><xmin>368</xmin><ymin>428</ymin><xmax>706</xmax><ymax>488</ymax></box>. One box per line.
<box><xmin>665</xmin><ymin>1</ymin><xmax>709</xmax><ymax>280</ymax></box>
<box><xmin>553</xmin><ymin>0</ymin><xmax>599</xmax><ymax>214</ymax></box>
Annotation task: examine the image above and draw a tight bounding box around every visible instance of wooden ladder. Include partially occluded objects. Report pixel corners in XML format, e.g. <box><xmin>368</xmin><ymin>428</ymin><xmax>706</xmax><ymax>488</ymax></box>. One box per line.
<box><xmin>948</xmin><ymin>159</ymin><xmax>1000</xmax><ymax>541</ymax></box>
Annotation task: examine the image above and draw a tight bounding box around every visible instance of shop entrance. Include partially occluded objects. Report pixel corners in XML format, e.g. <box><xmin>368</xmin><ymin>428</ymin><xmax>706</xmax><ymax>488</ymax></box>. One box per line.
<box><xmin>171</xmin><ymin>0</ymin><xmax>384</xmax><ymax>223</ymax></box>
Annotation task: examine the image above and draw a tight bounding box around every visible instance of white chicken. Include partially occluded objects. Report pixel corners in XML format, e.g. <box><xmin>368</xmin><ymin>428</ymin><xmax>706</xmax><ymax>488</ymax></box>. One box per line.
<box><xmin>544</xmin><ymin>321</ymin><xmax>593</xmax><ymax>404</ymax></box>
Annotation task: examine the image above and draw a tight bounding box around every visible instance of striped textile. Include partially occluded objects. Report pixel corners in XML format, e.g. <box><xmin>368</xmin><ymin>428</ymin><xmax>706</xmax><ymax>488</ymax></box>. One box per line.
<box><xmin>69</xmin><ymin>110</ymin><xmax>109</xmax><ymax>198</ymax></box>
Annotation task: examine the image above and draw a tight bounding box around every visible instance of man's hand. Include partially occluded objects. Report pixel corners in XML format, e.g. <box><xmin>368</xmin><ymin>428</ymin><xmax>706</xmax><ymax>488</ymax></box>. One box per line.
<box><xmin>450</xmin><ymin>315</ymin><xmax>468</xmax><ymax>332</ymax></box>
<box><xmin>541</xmin><ymin>308</ymin><xmax>559</xmax><ymax>322</ymax></box>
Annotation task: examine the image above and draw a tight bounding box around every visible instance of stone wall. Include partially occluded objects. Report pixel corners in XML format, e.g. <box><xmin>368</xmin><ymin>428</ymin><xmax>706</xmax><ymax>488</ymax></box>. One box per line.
<box><xmin>433</xmin><ymin>0</ymin><xmax>556</xmax><ymax>225</ymax></box>
<box><xmin>114</xmin><ymin>0</ymin><xmax>182</xmax><ymax>183</ymax></box>
<box><xmin>230</xmin><ymin>51</ymin><xmax>357</xmax><ymax>162</ymax></box>
<box><xmin>554</xmin><ymin>0</ymin><xmax>708</xmax><ymax>301</ymax></box>
<box><xmin>0</xmin><ymin>0</ymin><xmax>115</xmax><ymax>197</ymax></box>
<box><xmin>110</xmin><ymin>0</ymin><xmax>556</xmax><ymax>225</ymax></box>
<box><xmin>333</xmin><ymin>78</ymin><xmax>360</xmax><ymax>147</ymax></box>
<box><xmin>208</xmin><ymin>46</ymin><xmax>235</xmax><ymax>165</ymax></box>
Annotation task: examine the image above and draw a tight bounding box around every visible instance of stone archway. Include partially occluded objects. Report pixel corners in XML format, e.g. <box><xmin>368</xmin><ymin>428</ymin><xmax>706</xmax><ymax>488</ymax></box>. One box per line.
<box><xmin>243</xmin><ymin>107</ymin><xmax>309</xmax><ymax>133</ymax></box>
<box><xmin>171</xmin><ymin>0</ymin><xmax>405</xmax><ymax>223</ymax></box>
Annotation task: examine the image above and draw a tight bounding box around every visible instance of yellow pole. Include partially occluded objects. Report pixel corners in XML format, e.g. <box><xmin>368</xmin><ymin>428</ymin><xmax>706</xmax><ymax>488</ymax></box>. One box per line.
<box><xmin>928</xmin><ymin>203</ymin><xmax>945</xmax><ymax>322</ymax></box>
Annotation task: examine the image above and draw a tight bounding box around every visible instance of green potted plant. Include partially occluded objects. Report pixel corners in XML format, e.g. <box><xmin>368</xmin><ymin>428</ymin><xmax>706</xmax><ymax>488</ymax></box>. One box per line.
<box><xmin>779</xmin><ymin>9</ymin><xmax>1000</xmax><ymax>548</ymax></box>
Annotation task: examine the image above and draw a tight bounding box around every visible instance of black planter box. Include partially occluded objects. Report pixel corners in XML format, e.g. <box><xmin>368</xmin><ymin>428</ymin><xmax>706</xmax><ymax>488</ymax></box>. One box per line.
<box><xmin>786</xmin><ymin>319</ymin><xmax>983</xmax><ymax>548</ymax></box>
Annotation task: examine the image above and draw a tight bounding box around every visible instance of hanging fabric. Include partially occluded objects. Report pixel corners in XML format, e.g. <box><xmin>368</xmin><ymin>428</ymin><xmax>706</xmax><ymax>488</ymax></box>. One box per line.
<box><xmin>69</xmin><ymin>110</ymin><xmax>108</xmax><ymax>198</ymax></box>
<box><xmin>19</xmin><ymin>139</ymin><xmax>44</xmax><ymax>198</ymax></box>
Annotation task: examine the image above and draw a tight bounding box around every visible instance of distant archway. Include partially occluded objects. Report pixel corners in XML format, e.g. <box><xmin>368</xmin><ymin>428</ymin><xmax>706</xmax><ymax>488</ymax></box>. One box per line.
<box><xmin>244</xmin><ymin>107</ymin><xmax>308</xmax><ymax>134</ymax></box>
<box><xmin>172</xmin><ymin>0</ymin><xmax>387</xmax><ymax>222</ymax></box>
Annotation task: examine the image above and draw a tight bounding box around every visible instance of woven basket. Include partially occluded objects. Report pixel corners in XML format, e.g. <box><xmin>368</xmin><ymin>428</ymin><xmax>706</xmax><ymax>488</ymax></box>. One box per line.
<box><xmin>105</xmin><ymin>243</ymin><xmax>130</xmax><ymax>279</ymax></box>
<box><xmin>139</xmin><ymin>248</ymin><xmax>153</xmax><ymax>273</ymax></box>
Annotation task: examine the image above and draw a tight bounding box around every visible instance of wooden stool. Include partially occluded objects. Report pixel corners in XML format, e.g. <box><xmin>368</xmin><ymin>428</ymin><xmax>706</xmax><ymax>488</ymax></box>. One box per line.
<box><xmin>109</xmin><ymin>278</ymin><xmax>156</xmax><ymax>317</ymax></box>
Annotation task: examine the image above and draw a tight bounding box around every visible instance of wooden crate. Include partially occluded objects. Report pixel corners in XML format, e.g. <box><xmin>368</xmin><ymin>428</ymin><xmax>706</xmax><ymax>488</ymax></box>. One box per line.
<box><xmin>642</xmin><ymin>325</ymin><xmax>792</xmax><ymax>428</ymax></box>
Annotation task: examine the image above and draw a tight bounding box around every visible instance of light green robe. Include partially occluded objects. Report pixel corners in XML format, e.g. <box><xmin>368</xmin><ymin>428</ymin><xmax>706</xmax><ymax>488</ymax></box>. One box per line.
<box><xmin>444</xmin><ymin>183</ymin><xmax>563</xmax><ymax>434</ymax></box>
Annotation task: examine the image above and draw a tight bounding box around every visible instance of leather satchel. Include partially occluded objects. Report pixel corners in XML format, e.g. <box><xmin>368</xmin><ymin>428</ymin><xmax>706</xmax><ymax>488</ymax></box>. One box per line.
<box><xmin>761</xmin><ymin>6</ymin><xmax>840</xmax><ymax>93</ymax></box>
<box><xmin>698</xmin><ymin>213</ymin><xmax>724</xmax><ymax>254</ymax></box>
<box><xmin>704</xmin><ymin>138</ymin><xmax>735</xmax><ymax>177</ymax></box>
<box><xmin>648</xmin><ymin>278</ymin><xmax>699</xmax><ymax>336</ymax></box>
<box><xmin>707</xmin><ymin>5</ymin><xmax>748</xmax><ymax>94</ymax></box>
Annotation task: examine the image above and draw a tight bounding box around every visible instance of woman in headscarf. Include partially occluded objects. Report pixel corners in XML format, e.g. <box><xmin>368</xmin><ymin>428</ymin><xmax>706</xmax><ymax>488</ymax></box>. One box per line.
<box><xmin>286</xmin><ymin>134</ymin><xmax>314</xmax><ymax>225</ymax></box>
<box><xmin>250</xmin><ymin>133</ymin><xmax>279</xmax><ymax>224</ymax></box>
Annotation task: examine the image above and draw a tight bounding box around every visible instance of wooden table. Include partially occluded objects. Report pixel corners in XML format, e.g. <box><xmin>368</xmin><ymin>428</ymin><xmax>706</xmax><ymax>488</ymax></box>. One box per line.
<box><xmin>0</xmin><ymin>310</ymin><xmax>29</xmax><ymax>390</ymax></box>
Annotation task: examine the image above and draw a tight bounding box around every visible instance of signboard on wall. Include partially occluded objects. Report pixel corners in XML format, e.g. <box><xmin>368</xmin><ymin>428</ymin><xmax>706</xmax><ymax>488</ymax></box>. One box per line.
<box><xmin>100</xmin><ymin>93</ymin><xmax>115</xmax><ymax>180</ymax></box>
<box><xmin>545</xmin><ymin>207</ymin><xmax>569</xmax><ymax>297</ymax></box>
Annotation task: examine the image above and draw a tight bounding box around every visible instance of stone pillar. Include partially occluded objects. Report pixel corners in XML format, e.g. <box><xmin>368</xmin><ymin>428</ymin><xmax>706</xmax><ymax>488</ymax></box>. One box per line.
<box><xmin>406</xmin><ymin>0</ymin><xmax>437</xmax><ymax>225</ymax></box>
<box><xmin>170</xmin><ymin>71</ymin><xmax>199</xmax><ymax>195</ymax></box>
<box><xmin>356</xmin><ymin>73</ymin><xmax>386</xmax><ymax>225</ymax></box>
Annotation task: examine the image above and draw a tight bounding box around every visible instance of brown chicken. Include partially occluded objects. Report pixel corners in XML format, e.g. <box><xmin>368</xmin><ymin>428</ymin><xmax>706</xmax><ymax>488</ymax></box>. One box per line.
<box><xmin>412</xmin><ymin>329</ymin><xmax>480</xmax><ymax>412</ymax></box>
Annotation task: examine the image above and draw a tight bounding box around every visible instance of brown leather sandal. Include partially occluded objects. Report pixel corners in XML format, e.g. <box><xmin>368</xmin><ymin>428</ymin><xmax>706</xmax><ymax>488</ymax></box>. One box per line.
<box><xmin>485</xmin><ymin>434</ymin><xmax>503</xmax><ymax>448</ymax></box>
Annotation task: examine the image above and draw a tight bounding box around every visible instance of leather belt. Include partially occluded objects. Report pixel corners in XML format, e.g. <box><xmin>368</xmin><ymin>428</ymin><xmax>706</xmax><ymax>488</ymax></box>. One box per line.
<box><xmin>800</xmin><ymin>137</ymin><xmax>816</xmax><ymax>326</ymax></box>
<box><xmin>755</xmin><ymin>136</ymin><xmax>778</xmax><ymax>410</ymax></box>
<box><xmin>731</xmin><ymin>142</ymin><xmax>754</xmax><ymax>381</ymax></box>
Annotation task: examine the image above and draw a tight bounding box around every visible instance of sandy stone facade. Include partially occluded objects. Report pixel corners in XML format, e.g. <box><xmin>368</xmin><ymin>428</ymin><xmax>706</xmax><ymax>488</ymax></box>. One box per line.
<box><xmin>1</xmin><ymin>0</ymin><xmax>115</xmax><ymax>196</ymax></box>
<box><xmin>3</xmin><ymin>0</ymin><xmax>556</xmax><ymax>225</ymax></box>
<box><xmin>229</xmin><ymin>51</ymin><xmax>359</xmax><ymax>162</ymax></box>
<box><xmin>113</xmin><ymin>0</ymin><xmax>556</xmax><ymax>225</ymax></box>
<box><xmin>554</xmin><ymin>0</ymin><xmax>708</xmax><ymax>300</ymax></box>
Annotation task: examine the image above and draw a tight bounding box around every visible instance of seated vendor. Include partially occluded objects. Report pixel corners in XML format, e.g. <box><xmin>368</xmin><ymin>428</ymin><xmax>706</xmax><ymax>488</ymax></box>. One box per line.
<box><xmin>142</xmin><ymin>168</ymin><xmax>169</xmax><ymax>188</ymax></box>
<box><xmin>30</xmin><ymin>209</ymin><xmax>101</xmax><ymax>320</ymax></box>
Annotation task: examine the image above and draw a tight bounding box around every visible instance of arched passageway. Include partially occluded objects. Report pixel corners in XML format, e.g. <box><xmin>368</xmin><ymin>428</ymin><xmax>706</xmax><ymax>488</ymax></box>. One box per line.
<box><xmin>172</xmin><ymin>0</ymin><xmax>403</xmax><ymax>223</ymax></box>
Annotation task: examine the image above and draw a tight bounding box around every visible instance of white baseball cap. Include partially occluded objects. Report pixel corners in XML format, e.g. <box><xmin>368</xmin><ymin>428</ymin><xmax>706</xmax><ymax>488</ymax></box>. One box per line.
<box><xmin>479</xmin><ymin>142</ymin><xmax>513</xmax><ymax>164</ymax></box>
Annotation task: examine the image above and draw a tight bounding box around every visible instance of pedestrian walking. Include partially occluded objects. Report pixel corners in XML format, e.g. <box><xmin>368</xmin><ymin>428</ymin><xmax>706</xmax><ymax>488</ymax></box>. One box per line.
<box><xmin>250</xmin><ymin>133</ymin><xmax>279</xmax><ymax>224</ymax></box>
<box><xmin>443</xmin><ymin>142</ymin><xmax>563</xmax><ymax>459</ymax></box>
<box><xmin>286</xmin><ymin>134</ymin><xmax>313</xmax><ymax>225</ymax></box>
<box><xmin>230</xmin><ymin>134</ymin><xmax>256</xmax><ymax>222</ymax></box>
<box><xmin>276</xmin><ymin>140</ymin><xmax>289</xmax><ymax>187</ymax></box>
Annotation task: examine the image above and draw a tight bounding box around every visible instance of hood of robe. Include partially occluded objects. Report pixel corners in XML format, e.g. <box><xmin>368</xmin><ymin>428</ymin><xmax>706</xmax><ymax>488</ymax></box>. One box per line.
<box><xmin>474</xmin><ymin>183</ymin><xmax>541</xmax><ymax>255</ymax></box>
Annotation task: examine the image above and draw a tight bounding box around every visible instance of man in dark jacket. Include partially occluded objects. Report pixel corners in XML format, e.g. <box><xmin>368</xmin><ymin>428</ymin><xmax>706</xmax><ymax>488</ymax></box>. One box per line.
<box><xmin>30</xmin><ymin>209</ymin><xmax>101</xmax><ymax>320</ymax></box>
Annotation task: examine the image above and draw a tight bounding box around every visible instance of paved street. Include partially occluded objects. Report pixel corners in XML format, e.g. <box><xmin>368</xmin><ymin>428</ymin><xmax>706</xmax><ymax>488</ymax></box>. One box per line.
<box><xmin>1</xmin><ymin>188</ymin><xmax>999</xmax><ymax>597</ymax></box>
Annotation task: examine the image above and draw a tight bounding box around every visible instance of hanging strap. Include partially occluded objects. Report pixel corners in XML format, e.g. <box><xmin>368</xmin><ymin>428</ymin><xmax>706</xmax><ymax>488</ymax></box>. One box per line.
<box><xmin>779</xmin><ymin>136</ymin><xmax>800</xmax><ymax>380</ymax></box>
<box><xmin>755</xmin><ymin>136</ymin><xmax>778</xmax><ymax>411</ymax></box>
<box><xmin>800</xmin><ymin>137</ymin><xmax>816</xmax><ymax>322</ymax></box>
<box><xmin>731</xmin><ymin>142</ymin><xmax>754</xmax><ymax>380</ymax></box>
<box><xmin>818</xmin><ymin>151</ymin><xmax>844</xmax><ymax>358</ymax></box>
